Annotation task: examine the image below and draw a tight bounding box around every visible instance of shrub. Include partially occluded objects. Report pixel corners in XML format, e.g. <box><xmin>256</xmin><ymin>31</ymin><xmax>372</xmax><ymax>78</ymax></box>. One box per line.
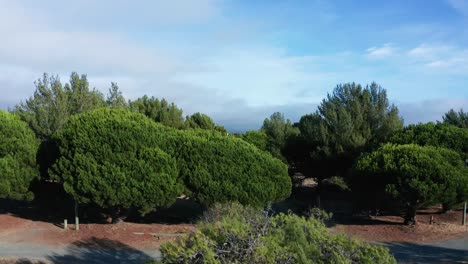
<box><xmin>0</xmin><ymin>110</ymin><xmax>39</xmax><ymax>201</ymax></box>
<box><xmin>156</xmin><ymin>203</ymin><xmax>396</xmax><ymax>264</ymax></box>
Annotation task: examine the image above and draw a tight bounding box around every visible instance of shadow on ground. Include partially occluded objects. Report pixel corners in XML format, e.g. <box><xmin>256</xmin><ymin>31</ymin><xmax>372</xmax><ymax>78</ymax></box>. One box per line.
<box><xmin>46</xmin><ymin>237</ymin><xmax>156</xmax><ymax>264</ymax></box>
<box><xmin>385</xmin><ymin>242</ymin><xmax>468</xmax><ymax>264</ymax></box>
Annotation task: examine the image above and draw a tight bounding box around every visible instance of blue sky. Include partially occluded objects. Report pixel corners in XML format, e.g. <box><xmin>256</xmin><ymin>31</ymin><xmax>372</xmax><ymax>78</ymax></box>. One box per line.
<box><xmin>0</xmin><ymin>0</ymin><xmax>467</xmax><ymax>131</ymax></box>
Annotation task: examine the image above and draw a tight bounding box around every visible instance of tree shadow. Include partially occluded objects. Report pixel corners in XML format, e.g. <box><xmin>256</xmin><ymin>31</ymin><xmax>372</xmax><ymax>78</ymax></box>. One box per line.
<box><xmin>46</xmin><ymin>237</ymin><xmax>158</xmax><ymax>264</ymax></box>
<box><xmin>384</xmin><ymin>242</ymin><xmax>468</xmax><ymax>263</ymax></box>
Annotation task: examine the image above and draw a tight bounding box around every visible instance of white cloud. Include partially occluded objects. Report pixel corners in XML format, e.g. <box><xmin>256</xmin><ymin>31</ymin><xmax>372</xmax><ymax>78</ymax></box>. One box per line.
<box><xmin>366</xmin><ymin>43</ymin><xmax>396</xmax><ymax>59</ymax></box>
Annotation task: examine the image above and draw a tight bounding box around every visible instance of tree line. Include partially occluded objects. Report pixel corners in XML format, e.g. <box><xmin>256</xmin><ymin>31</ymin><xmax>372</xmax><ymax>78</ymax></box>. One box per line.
<box><xmin>1</xmin><ymin>72</ymin><xmax>467</xmax><ymax>226</ymax></box>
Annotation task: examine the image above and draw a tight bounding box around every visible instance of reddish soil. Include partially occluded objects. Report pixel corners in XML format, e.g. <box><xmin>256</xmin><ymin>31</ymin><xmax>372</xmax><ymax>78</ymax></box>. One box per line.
<box><xmin>0</xmin><ymin>214</ymin><xmax>194</xmax><ymax>249</ymax></box>
<box><xmin>335</xmin><ymin>206</ymin><xmax>468</xmax><ymax>243</ymax></box>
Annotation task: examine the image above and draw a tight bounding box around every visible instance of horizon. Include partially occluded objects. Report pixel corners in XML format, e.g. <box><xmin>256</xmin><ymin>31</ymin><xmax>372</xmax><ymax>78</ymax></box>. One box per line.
<box><xmin>0</xmin><ymin>0</ymin><xmax>467</xmax><ymax>131</ymax></box>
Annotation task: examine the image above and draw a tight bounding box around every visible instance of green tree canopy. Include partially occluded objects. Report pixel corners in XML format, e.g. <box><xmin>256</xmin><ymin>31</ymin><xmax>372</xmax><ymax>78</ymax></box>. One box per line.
<box><xmin>0</xmin><ymin>110</ymin><xmax>39</xmax><ymax>200</ymax></box>
<box><xmin>297</xmin><ymin>82</ymin><xmax>403</xmax><ymax>178</ymax></box>
<box><xmin>443</xmin><ymin>108</ymin><xmax>468</xmax><ymax>129</ymax></box>
<box><xmin>15</xmin><ymin>72</ymin><xmax>106</xmax><ymax>140</ymax></box>
<box><xmin>355</xmin><ymin>144</ymin><xmax>468</xmax><ymax>225</ymax></box>
<box><xmin>389</xmin><ymin>122</ymin><xmax>468</xmax><ymax>161</ymax></box>
<box><xmin>50</xmin><ymin>109</ymin><xmax>183</xmax><ymax>219</ymax></box>
<box><xmin>261</xmin><ymin>112</ymin><xmax>299</xmax><ymax>161</ymax></box>
<box><xmin>169</xmin><ymin>129</ymin><xmax>291</xmax><ymax>207</ymax></box>
<box><xmin>129</xmin><ymin>95</ymin><xmax>185</xmax><ymax>129</ymax></box>
<box><xmin>238</xmin><ymin>130</ymin><xmax>269</xmax><ymax>152</ymax></box>
<box><xmin>106</xmin><ymin>82</ymin><xmax>128</xmax><ymax>109</ymax></box>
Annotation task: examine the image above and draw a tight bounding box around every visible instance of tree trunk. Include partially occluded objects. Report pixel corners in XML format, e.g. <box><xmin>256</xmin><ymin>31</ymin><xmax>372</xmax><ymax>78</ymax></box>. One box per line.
<box><xmin>404</xmin><ymin>206</ymin><xmax>417</xmax><ymax>225</ymax></box>
<box><xmin>442</xmin><ymin>203</ymin><xmax>452</xmax><ymax>213</ymax></box>
<box><xmin>110</xmin><ymin>207</ymin><xmax>128</xmax><ymax>224</ymax></box>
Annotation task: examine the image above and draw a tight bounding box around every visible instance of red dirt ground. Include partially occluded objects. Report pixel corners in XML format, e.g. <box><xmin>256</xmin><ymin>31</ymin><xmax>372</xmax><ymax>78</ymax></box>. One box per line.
<box><xmin>0</xmin><ymin>214</ymin><xmax>194</xmax><ymax>249</ymax></box>
<box><xmin>335</xmin><ymin>206</ymin><xmax>468</xmax><ymax>243</ymax></box>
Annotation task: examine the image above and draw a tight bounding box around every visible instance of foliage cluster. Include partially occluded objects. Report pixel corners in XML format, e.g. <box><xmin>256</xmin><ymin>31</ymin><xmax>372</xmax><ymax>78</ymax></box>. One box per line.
<box><xmin>0</xmin><ymin>111</ymin><xmax>39</xmax><ymax>200</ymax></box>
<box><xmin>154</xmin><ymin>203</ymin><xmax>396</xmax><ymax>264</ymax></box>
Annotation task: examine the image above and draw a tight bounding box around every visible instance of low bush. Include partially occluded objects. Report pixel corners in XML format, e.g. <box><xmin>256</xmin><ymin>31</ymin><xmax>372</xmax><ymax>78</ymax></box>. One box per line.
<box><xmin>152</xmin><ymin>203</ymin><xmax>396</xmax><ymax>264</ymax></box>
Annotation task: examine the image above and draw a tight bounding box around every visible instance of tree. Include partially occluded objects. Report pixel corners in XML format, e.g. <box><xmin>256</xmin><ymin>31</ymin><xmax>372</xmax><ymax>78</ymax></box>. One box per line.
<box><xmin>443</xmin><ymin>108</ymin><xmax>468</xmax><ymax>129</ymax></box>
<box><xmin>50</xmin><ymin>109</ymin><xmax>183</xmax><ymax>222</ymax></box>
<box><xmin>185</xmin><ymin>112</ymin><xmax>227</xmax><ymax>134</ymax></box>
<box><xmin>106</xmin><ymin>82</ymin><xmax>127</xmax><ymax>109</ymax></box>
<box><xmin>261</xmin><ymin>112</ymin><xmax>299</xmax><ymax>161</ymax></box>
<box><xmin>129</xmin><ymin>95</ymin><xmax>185</xmax><ymax>129</ymax></box>
<box><xmin>297</xmin><ymin>82</ymin><xmax>403</xmax><ymax>179</ymax></box>
<box><xmin>15</xmin><ymin>72</ymin><xmax>106</xmax><ymax>140</ymax></box>
<box><xmin>154</xmin><ymin>203</ymin><xmax>396</xmax><ymax>264</ymax></box>
<box><xmin>355</xmin><ymin>144</ymin><xmax>468</xmax><ymax>225</ymax></box>
<box><xmin>0</xmin><ymin>111</ymin><xmax>39</xmax><ymax>200</ymax></box>
<box><xmin>14</xmin><ymin>74</ymin><xmax>69</xmax><ymax>140</ymax></box>
<box><xmin>390</xmin><ymin>122</ymin><xmax>468</xmax><ymax>162</ymax></box>
<box><xmin>170</xmin><ymin>129</ymin><xmax>291</xmax><ymax>207</ymax></box>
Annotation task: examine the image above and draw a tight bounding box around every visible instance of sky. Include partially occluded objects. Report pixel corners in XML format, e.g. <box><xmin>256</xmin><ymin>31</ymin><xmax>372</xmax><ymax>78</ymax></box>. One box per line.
<box><xmin>0</xmin><ymin>0</ymin><xmax>467</xmax><ymax>131</ymax></box>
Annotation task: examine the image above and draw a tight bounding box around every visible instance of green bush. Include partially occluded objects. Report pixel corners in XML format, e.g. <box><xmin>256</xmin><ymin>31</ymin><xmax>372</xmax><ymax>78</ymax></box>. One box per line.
<box><xmin>355</xmin><ymin>143</ymin><xmax>468</xmax><ymax>224</ymax></box>
<box><xmin>50</xmin><ymin>109</ymin><xmax>183</xmax><ymax>217</ymax></box>
<box><xmin>156</xmin><ymin>203</ymin><xmax>396</xmax><ymax>264</ymax></box>
<box><xmin>0</xmin><ymin>110</ymin><xmax>39</xmax><ymax>201</ymax></box>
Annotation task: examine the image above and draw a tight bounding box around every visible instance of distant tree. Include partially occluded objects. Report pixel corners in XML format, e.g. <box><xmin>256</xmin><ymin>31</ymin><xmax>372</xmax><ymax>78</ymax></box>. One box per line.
<box><xmin>0</xmin><ymin>111</ymin><xmax>39</xmax><ymax>200</ymax></box>
<box><xmin>239</xmin><ymin>130</ymin><xmax>269</xmax><ymax>152</ymax></box>
<box><xmin>15</xmin><ymin>72</ymin><xmax>106</xmax><ymax>140</ymax></box>
<box><xmin>14</xmin><ymin>74</ymin><xmax>69</xmax><ymax>140</ymax></box>
<box><xmin>106</xmin><ymin>82</ymin><xmax>127</xmax><ymax>109</ymax></box>
<box><xmin>185</xmin><ymin>112</ymin><xmax>227</xmax><ymax>134</ymax></box>
<box><xmin>297</xmin><ymin>82</ymin><xmax>403</xmax><ymax>178</ymax></box>
<box><xmin>50</xmin><ymin>109</ymin><xmax>183</xmax><ymax>222</ymax></box>
<box><xmin>355</xmin><ymin>144</ymin><xmax>468</xmax><ymax>225</ymax></box>
<box><xmin>261</xmin><ymin>112</ymin><xmax>300</xmax><ymax>161</ymax></box>
<box><xmin>185</xmin><ymin>112</ymin><xmax>215</xmax><ymax>129</ymax></box>
<box><xmin>443</xmin><ymin>108</ymin><xmax>468</xmax><ymax>129</ymax></box>
<box><xmin>129</xmin><ymin>96</ymin><xmax>185</xmax><ymax>129</ymax></box>
<box><xmin>64</xmin><ymin>72</ymin><xmax>106</xmax><ymax>114</ymax></box>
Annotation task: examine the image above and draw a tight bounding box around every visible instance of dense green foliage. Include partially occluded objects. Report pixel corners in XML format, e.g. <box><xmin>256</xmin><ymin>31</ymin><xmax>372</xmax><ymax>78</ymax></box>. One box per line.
<box><xmin>15</xmin><ymin>72</ymin><xmax>105</xmax><ymax>140</ymax></box>
<box><xmin>0</xmin><ymin>111</ymin><xmax>39</xmax><ymax>200</ymax></box>
<box><xmin>169</xmin><ymin>130</ymin><xmax>291</xmax><ymax>206</ymax></box>
<box><xmin>51</xmin><ymin>109</ymin><xmax>291</xmax><ymax>211</ymax></box>
<box><xmin>106</xmin><ymin>82</ymin><xmax>128</xmax><ymax>109</ymax></box>
<box><xmin>355</xmin><ymin>144</ymin><xmax>468</xmax><ymax>224</ymax></box>
<box><xmin>390</xmin><ymin>122</ymin><xmax>468</xmax><ymax>160</ymax></box>
<box><xmin>155</xmin><ymin>203</ymin><xmax>396</xmax><ymax>264</ymax></box>
<box><xmin>185</xmin><ymin>112</ymin><xmax>227</xmax><ymax>134</ymax></box>
<box><xmin>237</xmin><ymin>130</ymin><xmax>269</xmax><ymax>152</ymax></box>
<box><xmin>50</xmin><ymin>109</ymin><xmax>183</xmax><ymax>216</ymax></box>
<box><xmin>261</xmin><ymin>112</ymin><xmax>299</xmax><ymax>161</ymax></box>
<box><xmin>295</xmin><ymin>83</ymin><xmax>403</xmax><ymax>179</ymax></box>
<box><xmin>443</xmin><ymin>108</ymin><xmax>468</xmax><ymax>129</ymax></box>
<box><xmin>129</xmin><ymin>95</ymin><xmax>185</xmax><ymax>129</ymax></box>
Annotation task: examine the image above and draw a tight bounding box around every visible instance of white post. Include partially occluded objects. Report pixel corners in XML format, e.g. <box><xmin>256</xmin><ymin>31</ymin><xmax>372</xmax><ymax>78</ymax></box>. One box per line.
<box><xmin>64</xmin><ymin>219</ymin><xmax>68</xmax><ymax>230</ymax></box>
<box><xmin>463</xmin><ymin>202</ymin><xmax>467</xmax><ymax>226</ymax></box>
<box><xmin>74</xmin><ymin>201</ymin><xmax>79</xmax><ymax>231</ymax></box>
